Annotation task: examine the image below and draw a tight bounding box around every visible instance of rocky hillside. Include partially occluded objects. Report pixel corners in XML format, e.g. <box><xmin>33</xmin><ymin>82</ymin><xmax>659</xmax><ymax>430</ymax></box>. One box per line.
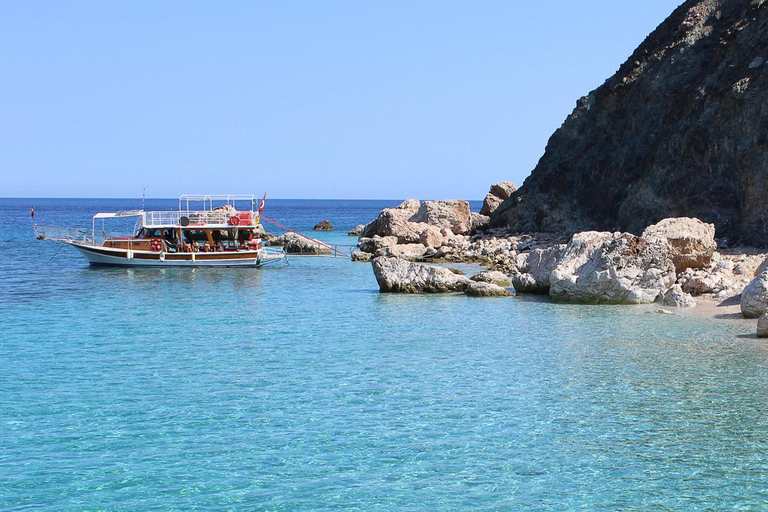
<box><xmin>492</xmin><ymin>0</ymin><xmax>768</xmax><ymax>246</ymax></box>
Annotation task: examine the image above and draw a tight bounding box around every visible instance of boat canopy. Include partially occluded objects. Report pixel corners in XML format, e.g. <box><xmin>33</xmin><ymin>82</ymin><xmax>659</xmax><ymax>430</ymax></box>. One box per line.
<box><xmin>93</xmin><ymin>211</ymin><xmax>143</xmax><ymax>219</ymax></box>
<box><xmin>179</xmin><ymin>194</ymin><xmax>259</xmax><ymax>213</ymax></box>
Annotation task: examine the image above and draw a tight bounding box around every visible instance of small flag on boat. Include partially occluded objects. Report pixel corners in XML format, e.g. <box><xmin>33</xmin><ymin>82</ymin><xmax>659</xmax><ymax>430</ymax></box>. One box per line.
<box><xmin>258</xmin><ymin>193</ymin><xmax>267</xmax><ymax>213</ymax></box>
<box><xmin>31</xmin><ymin>205</ymin><xmax>34</xmax><ymax>218</ymax></box>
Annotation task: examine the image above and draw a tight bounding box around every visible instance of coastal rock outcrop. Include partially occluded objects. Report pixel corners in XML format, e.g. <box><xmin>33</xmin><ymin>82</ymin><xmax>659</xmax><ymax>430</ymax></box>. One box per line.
<box><xmin>313</xmin><ymin>220</ymin><xmax>333</xmax><ymax>231</ymax></box>
<box><xmin>371</xmin><ymin>257</ymin><xmax>471</xmax><ymax>293</ymax></box>
<box><xmin>549</xmin><ymin>231</ymin><xmax>676</xmax><ymax>304</ymax></box>
<box><xmin>641</xmin><ymin>217</ymin><xmax>716</xmax><ymax>273</ymax></box>
<box><xmin>758</xmin><ymin>313</ymin><xmax>768</xmax><ymax>338</ymax></box>
<box><xmin>511</xmin><ymin>245</ymin><xmax>565</xmax><ymax>293</ymax></box>
<box><xmin>351</xmin><ymin>251</ymin><xmax>372</xmax><ymax>262</ymax></box>
<box><xmin>470</xmin><ymin>270</ymin><xmax>511</xmax><ymax>287</ymax></box>
<box><xmin>491</xmin><ymin>0</ymin><xmax>768</xmax><ymax>246</ymax></box>
<box><xmin>660</xmin><ymin>284</ymin><xmax>697</xmax><ymax>308</ymax></box>
<box><xmin>465</xmin><ymin>281</ymin><xmax>514</xmax><ymax>297</ymax></box>
<box><xmin>480</xmin><ymin>181</ymin><xmax>517</xmax><ymax>216</ymax></box>
<box><xmin>348</xmin><ymin>224</ymin><xmax>365</xmax><ymax>236</ymax></box>
<box><xmin>267</xmin><ymin>232</ymin><xmax>331</xmax><ymax>255</ymax></box>
<box><xmin>360</xmin><ymin>199</ymin><xmax>472</xmax><ymax>246</ymax></box>
<box><xmin>410</xmin><ymin>200</ymin><xmax>471</xmax><ymax>235</ymax></box>
<box><xmin>741</xmin><ymin>272</ymin><xmax>768</xmax><ymax>318</ymax></box>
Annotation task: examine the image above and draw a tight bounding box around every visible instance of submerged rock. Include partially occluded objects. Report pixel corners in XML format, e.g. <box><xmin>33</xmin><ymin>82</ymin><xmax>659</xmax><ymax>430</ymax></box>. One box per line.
<box><xmin>741</xmin><ymin>272</ymin><xmax>768</xmax><ymax>318</ymax></box>
<box><xmin>371</xmin><ymin>257</ymin><xmax>471</xmax><ymax>293</ymax></box>
<box><xmin>470</xmin><ymin>270</ymin><xmax>511</xmax><ymax>287</ymax></box>
<box><xmin>465</xmin><ymin>281</ymin><xmax>514</xmax><ymax>297</ymax></box>
<box><xmin>549</xmin><ymin>231</ymin><xmax>675</xmax><ymax>304</ymax></box>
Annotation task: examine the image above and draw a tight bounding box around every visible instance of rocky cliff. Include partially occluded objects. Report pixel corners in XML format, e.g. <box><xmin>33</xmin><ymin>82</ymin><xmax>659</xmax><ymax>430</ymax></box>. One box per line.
<box><xmin>492</xmin><ymin>0</ymin><xmax>768</xmax><ymax>246</ymax></box>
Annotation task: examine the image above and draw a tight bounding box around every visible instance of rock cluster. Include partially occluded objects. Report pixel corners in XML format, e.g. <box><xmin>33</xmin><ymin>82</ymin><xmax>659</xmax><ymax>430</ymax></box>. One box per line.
<box><xmin>362</xmin><ymin>201</ymin><xmax>768</xmax><ymax>309</ymax></box>
<box><xmin>267</xmin><ymin>232</ymin><xmax>331</xmax><ymax>254</ymax></box>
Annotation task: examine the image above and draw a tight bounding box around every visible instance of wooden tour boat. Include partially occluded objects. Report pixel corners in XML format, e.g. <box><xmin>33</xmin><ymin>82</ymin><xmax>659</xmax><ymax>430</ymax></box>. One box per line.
<box><xmin>34</xmin><ymin>194</ymin><xmax>286</xmax><ymax>267</ymax></box>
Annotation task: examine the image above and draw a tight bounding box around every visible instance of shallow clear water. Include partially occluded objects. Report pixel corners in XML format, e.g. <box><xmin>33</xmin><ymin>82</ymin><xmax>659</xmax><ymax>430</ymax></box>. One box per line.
<box><xmin>1</xmin><ymin>199</ymin><xmax>766</xmax><ymax>511</ymax></box>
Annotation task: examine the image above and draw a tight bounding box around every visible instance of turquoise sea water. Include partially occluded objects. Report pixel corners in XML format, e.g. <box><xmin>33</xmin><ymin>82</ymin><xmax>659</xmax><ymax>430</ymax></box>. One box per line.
<box><xmin>1</xmin><ymin>198</ymin><xmax>767</xmax><ymax>511</ymax></box>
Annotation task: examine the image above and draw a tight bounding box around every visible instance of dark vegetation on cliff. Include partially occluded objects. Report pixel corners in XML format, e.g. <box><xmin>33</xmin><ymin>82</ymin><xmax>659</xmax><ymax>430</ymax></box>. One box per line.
<box><xmin>492</xmin><ymin>0</ymin><xmax>768</xmax><ymax>246</ymax></box>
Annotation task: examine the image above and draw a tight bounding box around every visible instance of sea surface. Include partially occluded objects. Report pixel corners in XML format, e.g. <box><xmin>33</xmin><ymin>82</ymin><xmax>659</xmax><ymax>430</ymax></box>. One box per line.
<box><xmin>1</xmin><ymin>198</ymin><xmax>767</xmax><ymax>511</ymax></box>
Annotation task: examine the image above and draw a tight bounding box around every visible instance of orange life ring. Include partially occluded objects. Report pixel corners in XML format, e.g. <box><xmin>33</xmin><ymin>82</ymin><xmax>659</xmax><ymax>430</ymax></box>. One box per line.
<box><xmin>228</xmin><ymin>216</ymin><xmax>240</xmax><ymax>226</ymax></box>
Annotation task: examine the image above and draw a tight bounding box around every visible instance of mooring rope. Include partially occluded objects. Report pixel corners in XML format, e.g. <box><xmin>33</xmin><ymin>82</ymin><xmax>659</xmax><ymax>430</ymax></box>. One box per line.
<box><xmin>259</xmin><ymin>215</ymin><xmax>349</xmax><ymax>257</ymax></box>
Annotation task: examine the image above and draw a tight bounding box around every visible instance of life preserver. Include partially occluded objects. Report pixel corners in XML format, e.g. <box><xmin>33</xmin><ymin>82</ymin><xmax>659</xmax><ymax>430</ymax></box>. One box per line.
<box><xmin>228</xmin><ymin>215</ymin><xmax>240</xmax><ymax>226</ymax></box>
<box><xmin>150</xmin><ymin>239</ymin><xmax>162</xmax><ymax>252</ymax></box>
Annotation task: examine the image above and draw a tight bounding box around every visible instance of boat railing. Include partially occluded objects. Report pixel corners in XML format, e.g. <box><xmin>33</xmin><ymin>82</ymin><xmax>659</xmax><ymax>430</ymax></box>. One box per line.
<box><xmin>143</xmin><ymin>210</ymin><xmax>256</xmax><ymax>227</ymax></box>
<box><xmin>33</xmin><ymin>224</ymin><xmax>93</xmax><ymax>244</ymax></box>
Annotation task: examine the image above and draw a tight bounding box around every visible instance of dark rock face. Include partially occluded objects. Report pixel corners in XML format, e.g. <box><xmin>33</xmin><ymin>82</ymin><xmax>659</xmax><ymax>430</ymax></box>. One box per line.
<box><xmin>492</xmin><ymin>0</ymin><xmax>768</xmax><ymax>246</ymax></box>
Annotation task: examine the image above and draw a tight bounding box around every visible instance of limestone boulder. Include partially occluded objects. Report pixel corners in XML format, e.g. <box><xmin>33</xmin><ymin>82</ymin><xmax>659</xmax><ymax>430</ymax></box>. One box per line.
<box><xmin>470</xmin><ymin>270</ymin><xmax>511</xmax><ymax>287</ymax></box>
<box><xmin>758</xmin><ymin>313</ymin><xmax>768</xmax><ymax>338</ymax></box>
<box><xmin>267</xmin><ymin>232</ymin><xmax>331</xmax><ymax>255</ymax></box>
<box><xmin>419</xmin><ymin>225</ymin><xmax>444</xmax><ymax>248</ymax></box>
<box><xmin>410</xmin><ymin>200</ymin><xmax>472</xmax><ymax>235</ymax></box>
<box><xmin>512</xmin><ymin>245</ymin><xmax>565</xmax><ymax>294</ymax></box>
<box><xmin>480</xmin><ymin>181</ymin><xmax>517</xmax><ymax>216</ymax></box>
<box><xmin>375</xmin><ymin>243</ymin><xmax>429</xmax><ymax>261</ymax></box>
<box><xmin>348</xmin><ymin>224</ymin><xmax>365</xmax><ymax>236</ymax></box>
<box><xmin>471</xmin><ymin>212</ymin><xmax>490</xmax><ymax>232</ymax></box>
<box><xmin>465</xmin><ymin>281</ymin><xmax>514</xmax><ymax>297</ymax></box>
<box><xmin>641</xmin><ymin>217</ymin><xmax>716</xmax><ymax>273</ymax></box>
<box><xmin>741</xmin><ymin>272</ymin><xmax>768</xmax><ymax>319</ymax></box>
<box><xmin>371</xmin><ymin>257</ymin><xmax>471</xmax><ymax>293</ymax></box>
<box><xmin>351</xmin><ymin>251</ymin><xmax>372</xmax><ymax>262</ymax></box>
<box><xmin>660</xmin><ymin>284</ymin><xmax>697</xmax><ymax>308</ymax></box>
<box><xmin>360</xmin><ymin>199</ymin><xmax>422</xmax><ymax>241</ymax></box>
<box><xmin>357</xmin><ymin>235</ymin><xmax>398</xmax><ymax>254</ymax></box>
<box><xmin>678</xmin><ymin>261</ymin><xmax>738</xmax><ymax>296</ymax></box>
<box><xmin>549</xmin><ymin>231</ymin><xmax>675</xmax><ymax>304</ymax></box>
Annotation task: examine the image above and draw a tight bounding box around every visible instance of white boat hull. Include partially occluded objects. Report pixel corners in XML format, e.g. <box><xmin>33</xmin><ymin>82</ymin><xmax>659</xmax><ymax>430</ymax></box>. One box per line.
<box><xmin>68</xmin><ymin>241</ymin><xmax>282</xmax><ymax>267</ymax></box>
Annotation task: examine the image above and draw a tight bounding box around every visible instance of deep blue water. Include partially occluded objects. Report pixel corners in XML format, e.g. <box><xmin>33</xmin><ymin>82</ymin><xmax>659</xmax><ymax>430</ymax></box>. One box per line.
<box><xmin>1</xmin><ymin>198</ymin><xmax>767</xmax><ymax>511</ymax></box>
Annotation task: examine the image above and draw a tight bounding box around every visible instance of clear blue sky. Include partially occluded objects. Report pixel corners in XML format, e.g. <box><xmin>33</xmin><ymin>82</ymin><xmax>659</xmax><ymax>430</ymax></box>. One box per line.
<box><xmin>1</xmin><ymin>1</ymin><xmax>683</xmax><ymax>199</ymax></box>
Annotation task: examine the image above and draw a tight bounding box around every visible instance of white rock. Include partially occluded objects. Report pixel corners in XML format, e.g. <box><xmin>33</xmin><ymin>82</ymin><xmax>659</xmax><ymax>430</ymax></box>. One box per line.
<box><xmin>741</xmin><ymin>272</ymin><xmax>768</xmax><ymax>318</ymax></box>
<box><xmin>641</xmin><ymin>217</ymin><xmax>716</xmax><ymax>273</ymax></box>
<box><xmin>409</xmin><ymin>200</ymin><xmax>472</xmax><ymax>235</ymax></box>
<box><xmin>371</xmin><ymin>257</ymin><xmax>471</xmax><ymax>293</ymax></box>
<box><xmin>465</xmin><ymin>281</ymin><xmax>514</xmax><ymax>297</ymax></box>
<box><xmin>549</xmin><ymin>231</ymin><xmax>675</xmax><ymax>304</ymax></box>
<box><xmin>470</xmin><ymin>270</ymin><xmax>511</xmax><ymax>286</ymax></box>
<box><xmin>375</xmin><ymin>243</ymin><xmax>429</xmax><ymax>261</ymax></box>
<box><xmin>758</xmin><ymin>313</ymin><xmax>768</xmax><ymax>338</ymax></box>
<box><xmin>661</xmin><ymin>284</ymin><xmax>697</xmax><ymax>307</ymax></box>
<box><xmin>512</xmin><ymin>245</ymin><xmax>565</xmax><ymax>294</ymax></box>
<box><xmin>419</xmin><ymin>225</ymin><xmax>444</xmax><ymax>248</ymax></box>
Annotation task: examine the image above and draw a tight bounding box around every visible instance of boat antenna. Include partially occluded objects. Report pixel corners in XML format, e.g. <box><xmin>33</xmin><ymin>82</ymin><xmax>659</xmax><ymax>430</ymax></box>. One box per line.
<box><xmin>142</xmin><ymin>188</ymin><xmax>145</xmax><ymax>210</ymax></box>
